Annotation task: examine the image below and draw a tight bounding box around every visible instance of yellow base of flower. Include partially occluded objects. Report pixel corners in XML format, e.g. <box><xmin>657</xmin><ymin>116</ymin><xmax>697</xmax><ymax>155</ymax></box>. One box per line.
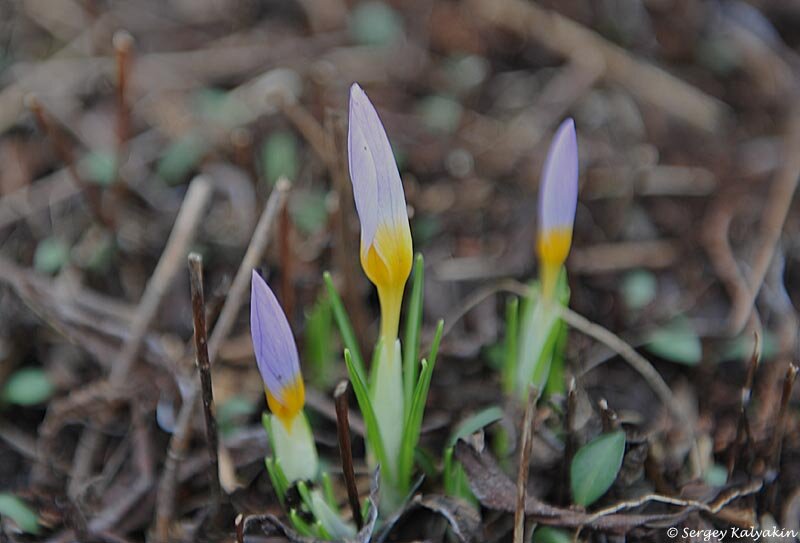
<box><xmin>266</xmin><ymin>376</ymin><xmax>305</xmax><ymax>429</ymax></box>
<box><xmin>538</xmin><ymin>228</ymin><xmax>572</xmax><ymax>299</ymax></box>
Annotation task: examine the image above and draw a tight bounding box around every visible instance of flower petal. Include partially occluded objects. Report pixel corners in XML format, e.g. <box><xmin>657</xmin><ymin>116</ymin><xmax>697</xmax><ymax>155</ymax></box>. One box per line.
<box><xmin>250</xmin><ymin>270</ymin><xmax>302</xmax><ymax>405</ymax></box>
<box><xmin>538</xmin><ymin>118</ymin><xmax>578</xmax><ymax>235</ymax></box>
<box><xmin>348</xmin><ymin>83</ymin><xmax>408</xmax><ymax>258</ymax></box>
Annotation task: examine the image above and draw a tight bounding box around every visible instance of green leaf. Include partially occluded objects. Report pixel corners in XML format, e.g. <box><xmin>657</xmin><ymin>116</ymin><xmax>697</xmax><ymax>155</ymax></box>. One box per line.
<box><xmin>645</xmin><ymin>318</ymin><xmax>702</xmax><ymax>365</ymax></box>
<box><xmin>289</xmin><ymin>189</ymin><xmax>327</xmax><ymax>234</ymax></box>
<box><xmin>397</xmin><ymin>320</ymin><xmax>443</xmax><ymax>494</ymax></box>
<box><xmin>532</xmin><ymin>526</ymin><xmax>572</xmax><ymax>543</ymax></box>
<box><xmin>344</xmin><ymin>349</ymin><xmax>391</xmax><ymax>485</ymax></box>
<box><xmin>2</xmin><ymin>368</ymin><xmax>54</xmax><ymax>406</ymax></box>
<box><xmin>0</xmin><ymin>494</ymin><xmax>40</xmax><ymax>534</ymax></box>
<box><xmin>447</xmin><ymin>406</ymin><xmax>504</xmax><ymax>448</ymax></box>
<box><xmin>193</xmin><ymin>88</ymin><xmax>249</xmax><ymax>127</ymax></box>
<box><xmin>262</xmin><ymin>131</ymin><xmax>299</xmax><ymax>186</ymax></box>
<box><xmin>402</xmin><ymin>254</ymin><xmax>424</xmax><ymax>421</ymax></box>
<box><xmin>704</xmin><ymin>463</ymin><xmax>728</xmax><ymax>487</ymax></box>
<box><xmin>621</xmin><ymin>270</ymin><xmax>657</xmax><ymax>310</ymax></box>
<box><xmin>157</xmin><ymin>134</ymin><xmax>207</xmax><ymax>185</ymax></box>
<box><xmin>417</xmin><ymin>95</ymin><xmax>463</xmax><ymax>135</ymax></box>
<box><xmin>34</xmin><ymin>237</ymin><xmax>69</xmax><ymax>274</ymax></box>
<box><xmin>324</xmin><ymin>272</ymin><xmax>367</xmax><ymax>384</ymax></box>
<box><xmin>501</xmin><ymin>296</ymin><xmax>519</xmax><ymax>395</ymax></box>
<box><xmin>570</xmin><ymin>430</ymin><xmax>626</xmax><ymax>506</ymax></box>
<box><xmin>304</xmin><ymin>292</ymin><xmax>333</xmax><ymax>387</ymax></box>
<box><xmin>217</xmin><ymin>397</ymin><xmax>257</xmax><ymax>437</ymax></box>
<box><xmin>80</xmin><ymin>151</ymin><xmax>118</xmax><ymax>186</ymax></box>
<box><xmin>349</xmin><ymin>1</ymin><xmax>403</xmax><ymax>46</ymax></box>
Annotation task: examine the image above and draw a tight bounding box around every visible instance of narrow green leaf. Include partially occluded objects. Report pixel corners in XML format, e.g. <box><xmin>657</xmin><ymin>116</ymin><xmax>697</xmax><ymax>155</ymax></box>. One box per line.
<box><xmin>289</xmin><ymin>509</ymin><xmax>316</xmax><ymax>537</ymax></box>
<box><xmin>645</xmin><ymin>318</ymin><xmax>702</xmax><ymax>366</ymax></box>
<box><xmin>398</xmin><ymin>319</ymin><xmax>443</xmax><ymax>493</ymax></box>
<box><xmin>304</xmin><ymin>292</ymin><xmax>333</xmax><ymax>387</ymax></box>
<box><xmin>0</xmin><ymin>494</ymin><xmax>39</xmax><ymax>534</ymax></box>
<box><xmin>402</xmin><ymin>253</ymin><xmax>425</xmax><ymax>421</ymax></box>
<box><xmin>344</xmin><ymin>349</ymin><xmax>391</xmax><ymax>485</ymax></box>
<box><xmin>532</xmin><ymin>526</ymin><xmax>572</xmax><ymax>543</ymax></box>
<box><xmin>447</xmin><ymin>406</ymin><xmax>504</xmax><ymax>448</ymax></box>
<box><xmin>324</xmin><ymin>272</ymin><xmax>367</xmax><ymax>384</ymax></box>
<box><xmin>2</xmin><ymin>367</ymin><xmax>54</xmax><ymax>406</ymax></box>
<box><xmin>265</xmin><ymin>457</ymin><xmax>287</xmax><ymax>505</ymax></box>
<box><xmin>321</xmin><ymin>471</ymin><xmax>337</xmax><ymax>508</ymax></box>
<box><xmin>501</xmin><ymin>296</ymin><xmax>519</xmax><ymax>395</ymax></box>
<box><xmin>570</xmin><ymin>430</ymin><xmax>626</xmax><ymax>506</ymax></box>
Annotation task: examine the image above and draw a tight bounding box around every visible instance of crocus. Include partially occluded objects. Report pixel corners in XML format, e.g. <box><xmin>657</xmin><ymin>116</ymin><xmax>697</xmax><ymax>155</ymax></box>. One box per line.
<box><xmin>251</xmin><ymin>270</ymin><xmax>318</xmax><ymax>483</ymax></box>
<box><xmin>537</xmin><ymin>118</ymin><xmax>578</xmax><ymax>300</ymax></box>
<box><xmin>348</xmin><ymin>83</ymin><xmax>412</xmax><ymax>490</ymax></box>
<box><xmin>348</xmin><ymin>83</ymin><xmax>413</xmax><ymax>345</ymax></box>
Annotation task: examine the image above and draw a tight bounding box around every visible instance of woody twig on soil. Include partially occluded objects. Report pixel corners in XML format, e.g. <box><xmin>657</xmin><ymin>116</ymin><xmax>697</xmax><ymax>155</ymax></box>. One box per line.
<box><xmin>26</xmin><ymin>94</ymin><xmax>112</xmax><ymax>228</ymax></box>
<box><xmin>153</xmin><ymin>179</ymin><xmax>289</xmax><ymax>538</ymax></box>
<box><xmin>57</xmin><ymin>176</ymin><xmax>212</xmax><ymax>501</ymax></box>
<box><xmin>334</xmin><ymin>380</ymin><xmax>364</xmax><ymax>529</ymax></box>
<box><xmin>188</xmin><ymin>253</ymin><xmax>223</xmax><ymax>515</ymax></box>
<box><xmin>727</xmin><ymin>334</ymin><xmax>760</xmax><ymax>477</ymax></box>
<box><xmin>513</xmin><ymin>385</ymin><xmax>538</xmax><ymax>543</ymax></box>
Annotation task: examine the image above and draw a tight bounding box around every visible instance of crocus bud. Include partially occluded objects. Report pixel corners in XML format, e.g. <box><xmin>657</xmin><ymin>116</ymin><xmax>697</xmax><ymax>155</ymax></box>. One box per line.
<box><xmin>537</xmin><ymin>118</ymin><xmax>578</xmax><ymax>299</ymax></box>
<box><xmin>251</xmin><ymin>271</ymin><xmax>318</xmax><ymax>482</ymax></box>
<box><xmin>348</xmin><ymin>83</ymin><xmax>413</xmax><ymax>344</ymax></box>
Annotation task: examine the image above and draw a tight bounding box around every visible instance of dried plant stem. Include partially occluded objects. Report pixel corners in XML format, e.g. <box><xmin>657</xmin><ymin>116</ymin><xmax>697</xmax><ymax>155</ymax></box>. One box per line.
<box><xmin>730</xmin><ymin>108</ymin><xmax>800</xmax><ymax>333</ymax></box>
<box><xmin>727</xmin><ymin>335</ymin><xmax>760</xmax><ymax>476</ymax></box>
<box><xmin>469</xmin><ymin>0</ymin><xmax>728</xmax><ymax>132</ymax></box>
<box><xmin>113</xmin><ymin>30</ymin><xmax>134</xmax><ymax>152</ymax></box>
<box><xmin>65</xmin><ymin>176</ymin><xmax>212</xmax><ymax>500</ymax></box>
<box><xmin>768</xmin><ymin>364</ymin><xmax>797</xmax><ymax>475</ymax></box>
<box><xmin>26</xmin><ymin>94</ymin><xmax>112</xmax><ymax>228</ymax></box>
<box><xmin>152</xmin><ymin>180</ymin><xmax>289</xmax><ymax>537</ymax></box>
<box><xmin>334</xmin><ymin>380</ymin><xmax>363</xmax><ymax>529</ymax></box>
<box><xmin>514</xmin><ymin>386</ymin><xmax>538</xmax><ymax>543</ymax></box>
<box><xmin>188</xmin><ymin>253</ymin><xmax>222</xmax><ymax>513</ymax></box>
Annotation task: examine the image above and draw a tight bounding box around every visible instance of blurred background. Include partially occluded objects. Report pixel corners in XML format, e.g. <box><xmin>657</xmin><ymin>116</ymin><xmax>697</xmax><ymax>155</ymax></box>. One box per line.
<box><xmin>1</xmin><ymin>0</ymin><xmax>799</xmax><ymax>540</ymax></box>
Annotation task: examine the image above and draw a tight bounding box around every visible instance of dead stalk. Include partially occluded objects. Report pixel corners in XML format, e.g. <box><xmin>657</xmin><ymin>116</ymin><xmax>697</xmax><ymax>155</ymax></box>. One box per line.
<box><xmin>334</xmin><ymin>380</ymin><xmax>363</xmax><ymax>529</ymax></box>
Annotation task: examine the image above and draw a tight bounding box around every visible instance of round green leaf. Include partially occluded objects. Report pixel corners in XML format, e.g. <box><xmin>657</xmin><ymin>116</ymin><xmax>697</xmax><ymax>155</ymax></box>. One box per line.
<box><xmin>349</xmin><ymin>1</ymin><xmax>403</xmax><ymax>46</ymax></box>
<box><xmin>261</xmin><ymin>131</ymin><xmax>298</xmax><ymax>186</ymax></box>
<box><xmin>621</xmin><ymin>269</ymin><xmax>656</xmax><ymax>310</ymax></box>
<box><xmin>2</xmin><ymin>368</ymin><xmax>54</xmax><ymax>406</ymax></box>
<box><xmin>34</xmin><ymin>237</ymin><xmax>69</xmax><ymax>274</ymax></box>
<box><xmin>417</xmin><ymin>95</ymin><xmax>463</xmax><ymax>134</ymax></box>
<box><xmin>80</xmin><ymin>151</ymin><xmax>118</xmax><ymax>186</ymax></box>
<box><xmin>157</xmin><ymin>134</ymin><xmax>207</xmax><ymax>185</ymax></box>
<box><xmin>570</xmin><ymin>430</ymin><xmax>625</xmax><ymax>506</ymax></box>
<box><xmin>0</xmin><ymin>493</ymin><xmax>40</xmax><ymax>534</ymax></box>
<box><xmin>645</xmin><ymin>318</ymin><xmax>702</xmax><ymax>365</ymax></box>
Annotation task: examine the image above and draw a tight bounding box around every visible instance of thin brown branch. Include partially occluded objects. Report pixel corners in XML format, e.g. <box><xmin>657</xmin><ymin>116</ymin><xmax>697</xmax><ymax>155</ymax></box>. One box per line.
<box><xmin>334</xmin><ymin>380</ymin><xmax>363</xmax><ymax>529</ymax></box>
<box><xmin>26</xmin><ymin>94</ymin><xmax>112</xmax><ymax>228</ymax></box>
<box><xmin>188</xmin><ymin>253</ymin><xmax>222</xmax><ymax>514</ymax></box>
<box><xmin>730</xmin><ymin>108</ymin><xmax>800</xmax><ymax>333</ymax></box>
<box><xmin>514</xmin><ymin>386</ymin><xmax>538</xmax><ymax>543</ymax></box>
<box><xmin>469</xmin><ymin>0</ymin><xmax>729</xmax><ymax>132</ymax></box>
<box><xmin>113</xmin><ymin>30</ymin><xmax>134</xmax><ymax>153</ymax></box>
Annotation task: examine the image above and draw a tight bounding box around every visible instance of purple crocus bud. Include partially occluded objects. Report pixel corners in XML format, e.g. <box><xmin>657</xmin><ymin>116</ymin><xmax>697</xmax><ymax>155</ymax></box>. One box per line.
<box><xmin>250</xmin><ymin>270</ymin><xmax>305</xmax><ymax>425</ymax></box>
<box><xmin>537</xmin><ymin>118</ymin><xmax>579</xmax><ymax>298</ymax></box>
<box><xmin>348</xmin><ymin>83</ymin><xmax>413</xmax><ymax>343</ymax></box>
